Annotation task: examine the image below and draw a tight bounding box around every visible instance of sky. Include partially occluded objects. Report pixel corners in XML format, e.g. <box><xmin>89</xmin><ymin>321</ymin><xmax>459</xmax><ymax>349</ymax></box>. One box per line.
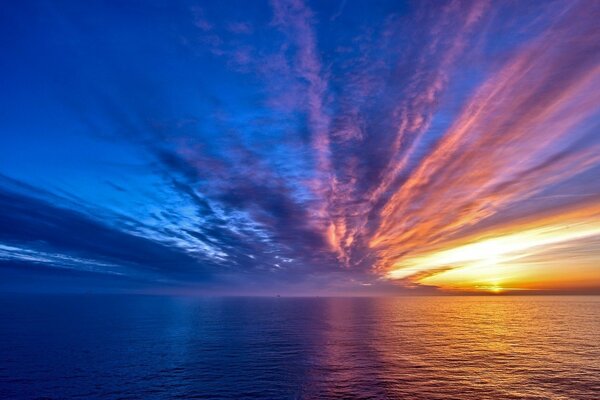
<box><xmin>1</xmin><ymin>0</ymin><xmax>599</xmax><ymax>295</ymax></box>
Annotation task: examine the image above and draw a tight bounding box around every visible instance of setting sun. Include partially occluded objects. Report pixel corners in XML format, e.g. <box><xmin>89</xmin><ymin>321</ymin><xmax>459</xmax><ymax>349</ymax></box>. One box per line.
<box><xmin>386</xmin><ymin>203</ymin><xmax>600</xmax><ymax>292</ymax></box>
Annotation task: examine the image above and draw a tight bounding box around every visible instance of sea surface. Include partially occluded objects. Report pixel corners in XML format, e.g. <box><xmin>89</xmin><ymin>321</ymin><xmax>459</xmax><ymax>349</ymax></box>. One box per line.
<box><xmin>0</xmin><ymin>295</ymin><xmax>599</xmax><ymax>399</ymax></box>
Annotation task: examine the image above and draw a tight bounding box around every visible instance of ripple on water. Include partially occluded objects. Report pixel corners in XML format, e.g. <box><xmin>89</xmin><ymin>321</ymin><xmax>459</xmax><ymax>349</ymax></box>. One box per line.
<box><xmin>0</xmin><ymin>295</ymin><xmax>599</xmax><ymax>399</ymax></box>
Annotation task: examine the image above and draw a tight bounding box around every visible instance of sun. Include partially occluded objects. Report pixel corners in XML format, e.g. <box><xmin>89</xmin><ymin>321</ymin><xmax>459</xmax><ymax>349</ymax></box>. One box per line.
<box><xmin>489</xmin><ymin>285</ymin><xmax>503</xmax><ymax>294</ymax></box>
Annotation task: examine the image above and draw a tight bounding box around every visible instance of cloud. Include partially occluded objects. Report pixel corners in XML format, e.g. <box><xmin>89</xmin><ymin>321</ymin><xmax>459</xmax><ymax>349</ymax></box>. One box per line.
<box><xmin>370</xmin><ymin>2</ymin><xmax>600</xmax><ymax>280</ymax></box>
<box><xmin>0</xmin><ymin>180</ymin><xmax>213</xmax><ymax>282</ymax></box>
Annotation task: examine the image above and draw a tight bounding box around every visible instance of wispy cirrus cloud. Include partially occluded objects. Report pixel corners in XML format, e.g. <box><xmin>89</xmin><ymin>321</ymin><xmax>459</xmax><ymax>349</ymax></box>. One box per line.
<box><xmin>370</xmin><ymin>1</ymin><xmax>600</xmax><ymax>283</ymax></box>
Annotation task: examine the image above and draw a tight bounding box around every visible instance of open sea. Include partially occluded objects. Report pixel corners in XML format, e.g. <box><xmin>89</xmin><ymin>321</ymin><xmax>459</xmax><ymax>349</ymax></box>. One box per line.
<box><xmin>0</xmin><ymin>295</ymin><xmax>599</xmax><ymax>399</ymax></box>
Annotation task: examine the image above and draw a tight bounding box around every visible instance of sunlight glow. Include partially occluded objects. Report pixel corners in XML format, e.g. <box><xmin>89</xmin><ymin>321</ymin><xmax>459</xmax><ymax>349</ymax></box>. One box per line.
<box><xmin>386</xmin><ymin>203</ymin><xmax>600</xmax><ymax>291</ymax></box>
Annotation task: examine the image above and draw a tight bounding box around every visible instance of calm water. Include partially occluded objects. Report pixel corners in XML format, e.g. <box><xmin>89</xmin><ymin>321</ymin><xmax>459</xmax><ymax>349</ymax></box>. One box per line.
<box><xmin>1</xmin><ymin>296</ymin><xmax>599</xmax><ymax>399</ymax></box>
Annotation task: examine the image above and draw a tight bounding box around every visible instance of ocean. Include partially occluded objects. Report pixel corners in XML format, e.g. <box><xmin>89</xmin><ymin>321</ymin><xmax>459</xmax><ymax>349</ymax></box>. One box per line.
<box><xmin>1</xmin><ymin>295</ymin><xmax>599</xmax><ymax>399</ymax></box>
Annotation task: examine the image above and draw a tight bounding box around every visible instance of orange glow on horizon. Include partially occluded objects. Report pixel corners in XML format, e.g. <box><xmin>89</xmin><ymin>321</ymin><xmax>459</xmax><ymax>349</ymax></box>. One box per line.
<box><xmin>384</xmin><ymin>202</ymin><xmax>600</xmax><ymax>292</ymax></box>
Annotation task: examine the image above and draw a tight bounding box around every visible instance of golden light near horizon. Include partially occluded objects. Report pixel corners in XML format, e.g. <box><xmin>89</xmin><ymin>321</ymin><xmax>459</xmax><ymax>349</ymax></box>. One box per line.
<box><xmin>386</xmin><ymin>203</ymin><xmax>600</xmax><ymax>292</ymax></box>
<box><xmin>487</xmin><ymin>285</ymin><xmax>503</xmax><ymax>294</ymax></box>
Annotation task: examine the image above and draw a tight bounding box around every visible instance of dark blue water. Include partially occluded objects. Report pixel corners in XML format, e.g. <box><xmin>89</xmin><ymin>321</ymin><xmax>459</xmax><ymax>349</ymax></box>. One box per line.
<box><xmin>1</xmin><ymin>295</ymin><xmax>599</xmax><ymax>399</ymax></box>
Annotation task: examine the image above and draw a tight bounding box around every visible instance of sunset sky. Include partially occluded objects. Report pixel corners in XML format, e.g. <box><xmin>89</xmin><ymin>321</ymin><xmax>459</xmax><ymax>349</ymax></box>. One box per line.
<box><xmin>1</xmin><ymin>0</ymin><xmax>599</xmax><ymax>295</ymax></box>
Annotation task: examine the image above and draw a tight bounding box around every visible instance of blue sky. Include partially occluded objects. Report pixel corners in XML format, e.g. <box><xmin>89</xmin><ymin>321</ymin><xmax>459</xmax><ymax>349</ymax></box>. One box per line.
<box><xmin>1</xmin><ymin>0</ymin><xmax>599</xmax><ymax>295</ymax></box>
